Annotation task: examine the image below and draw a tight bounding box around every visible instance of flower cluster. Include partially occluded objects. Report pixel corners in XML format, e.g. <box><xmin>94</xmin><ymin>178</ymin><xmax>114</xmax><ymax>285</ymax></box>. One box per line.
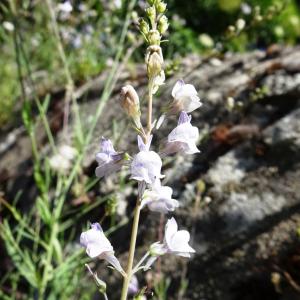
<box><xmin>81</xmin><ymin>77</ymin><xmax>201</xmax><ymax>286</ymax></box>
<box><xmin>80</xmin><ymin>1</ymin><xmax>202</xmax><ymax>298</ymax></box>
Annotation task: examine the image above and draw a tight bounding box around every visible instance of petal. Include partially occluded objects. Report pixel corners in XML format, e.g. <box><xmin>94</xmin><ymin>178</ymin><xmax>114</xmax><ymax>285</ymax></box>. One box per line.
<box><xmin>101</xmin><ymin>252</ymin><xmax>124</xmax><ymax>274</ymax></box>
<box><xmin>140</xmin><ymin>197</ymin><xmax>152</xmax><ymax>210</ymax></box>
<box><xmin>187</xmin><ymin>95</ymin><xmax>202</xmax><ymax>113</ymax></box>
<box><xmin>91</xmin><ymin>223</ymin><xmax>103</xmax><ymax>232</ymax></box>
<box><xmin>178</xmin><ymin>111</ymin><xmax>190</xmax><ymax>125</ymax></box>
<box><xmin>80</xmin><ymin>229</ymin><xmax>101</xmax><ymax>245</ymax></box>
<box><xmin>86</xmin><ymin>242</ymin><xmax>104</xmax><ymax>258</ymax></box>
<box><xmin>95</xmin><ymin>153</ymin><xmax>110</xmax><ymax>164</ymax></box>
<box><xmin>185</xmin><ymin>142</ymin><xmax>200</xmax><ymax>155</ymax></box>
<box><xmin>165</xmin><ymin>218</ymin><xmax>178</xmax><ymax>247</ymax></box>
<box><xmin>156</xmin><ymin>114</ymin><xmax>166</xmax><ymax>129</ymax></box>
<box><xmin>169</xmin><ymin>230</ymin><xmax>196</xmax><ymax>254</ymax></box>
<box><xmin>128</xmin><ymin>275</ymin><xmax>139</xmax><ymax>295</ymax></box>
<box><xmin>100</xmin><ymin>137</ymin><xmax>116</xmax><ymax>155</ymax></box>
<box><xmin>137</xmin><ymin>135</ymin><xmax>147</xmax><ymax>152</ymax></box>
<box><xmin>176</xmin><ymin>84</ymin><xmax>198</xmax><ymax>99</ymax></box>
<box><xmin>172</xmin><ymin>79</ymin><xmax>185</xmax><ymax>98</ymax></box>
<box><xmin>147</xmin><ymin>201</ymin><xmax>169</xmax><ymax>213</ymax></box>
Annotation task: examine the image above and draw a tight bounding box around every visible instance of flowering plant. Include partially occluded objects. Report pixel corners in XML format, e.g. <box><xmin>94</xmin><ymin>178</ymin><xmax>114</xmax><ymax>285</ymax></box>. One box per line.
<box><xmin>81</xmin><ymin>1</ymin><xmax>202</xmax><ymax>298</ymax></box>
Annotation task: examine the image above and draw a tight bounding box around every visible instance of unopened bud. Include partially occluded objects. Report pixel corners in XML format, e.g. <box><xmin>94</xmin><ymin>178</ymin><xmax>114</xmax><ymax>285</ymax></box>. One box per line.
<box><xmin>150</xmin><ymin>242</ymin><xmax>167</xmax><ymax>256</ymax></box>
<box><xmin>146</xmin><ymin>6</ymin><xmax>156</xmax><ymax>24</ymax></box>
<box><xmin>147</xmin><ymin>0</ymin><xmax>155</xmax><ymax>5</ymax></box>
<box><xmin>120</xmin><ymin>85</ymin><xmax>141</xmax><ymax>127</ymax></box>
<box><xmin>148</xmin><ymin>29</ymin><xmax>161</xmax><ymax>45</ymax></box>
<box><xmin>85</xmin><ymin>264</ymin><xmax>107</xmax><ymax>294</ymax></box>
<box><xmin>156</xmin><ymin>1</ymin><xmax>167</xmax><ymax>13</ymax></box>
<box><xmin>146</xmin><ymin>45</ymin><xmax>163</xmax><ymax>78</ymax></box>
<box><xmin>158</xmin><ymin>15</ymin><xmax>169</xmax><ymax>34</ymax></box>
<box><xmin>139</xmin><ymin>18</ymin><xmax>149</xmax><ymax>36</ymax></box>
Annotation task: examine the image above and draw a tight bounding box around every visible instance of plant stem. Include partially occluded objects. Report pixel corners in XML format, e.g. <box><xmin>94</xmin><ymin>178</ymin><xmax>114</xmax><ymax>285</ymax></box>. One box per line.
<box><xmin>146</xmin><ymin>79</ymin><xmax>154</xmax><ymax>138</ymax></box>
<box><xmin>132</xmin><ymin>251</ymin><xmax>150</xmax><ymax>274</ymax></box>
<box><xmin>120</xmin><ymin>183</ymin><xmax>143</xmax><ymax>300</ymax></box>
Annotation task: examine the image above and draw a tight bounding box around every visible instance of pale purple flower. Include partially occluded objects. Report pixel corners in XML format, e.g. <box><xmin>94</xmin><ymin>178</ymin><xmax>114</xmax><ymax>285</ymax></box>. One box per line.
<box><xmin>169</xmin><ymin>80</ymin><xmax>202</xmax><ymax>114</ymax></box>
<box><xmin>164</xmin><ymin>217</ymin><xmax>195</xmax><ymax>257</ymax></box>
<box><xmin>145</xmin><ymin>218</ymin><xmax>195</xmax><ymax>270</ymax></box>
<box><xmin>141</xmin><ymin>181</ymin><xmax>179</xmax><ymax>213</ymax></box>
<box><xmin>95</xmin><ymin>137</ymin><xmax>124</xmax><ymax>178</ymax></box>
<box><xmin>163</xmin><ymin>111</ymin><xmax>200</xmax><ymax>155</ymax></box>
<box><xmin>128</xmin><ymin>275</ymin><xmax>139</xmax><ymax>295</ymax></box>
<box><xmin>49</xmin><ymin>145</ymin><xmax>77</xmax><ymax>173</ymax></box>
<box><xmin>80</xmin><ymin>223</ymin><xmax>123</xmax><ymax>273</ymax></box>
<box><xmin>130</xmin><ymin>136</ymin><xmax>163</xmax><ymax>185</ymax></box>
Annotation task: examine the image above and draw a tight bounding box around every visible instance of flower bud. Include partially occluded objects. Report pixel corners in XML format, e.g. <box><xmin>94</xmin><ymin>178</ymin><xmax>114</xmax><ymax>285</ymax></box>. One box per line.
<box><xmin>139</xmin><ymin>18</ymin><xmax>149</xmax><ymax>36</ymax></box>
<box><xmin>85</xmin><ymin>264</ymin><xmax>107</xmax><ymax>294</ymax></box>
<box><xmin>149</xmin><ymin>242</ymin><xmax>167</xmax><ymax>256</ymax></box>
<box><xmin>156</xmin><ymin>1</ymin><xmax>167</xmax><ymax>13</ymax></box>
<box><xmin>147</xmin><ymin>29</ymin><xmax>161</xmax><ymax>45</ymax></box>
<box><xmin>158</xmin><ymin>15</ymin><xmax>169</xmax><ymax>34</ymax></box>
<box><xmin>120</xmin><ymin>85</ymin><xmax>141</xmax><ymax>128</ymax></box>
<box><xmin>146</xmin><ymin>45</ymin><xmax>163</xmax><ymax>78</ymax></box>
<box><xmin>146</xmin><ymin>6</ymin><xmax>156</xmax><ymax>24</ymax></box>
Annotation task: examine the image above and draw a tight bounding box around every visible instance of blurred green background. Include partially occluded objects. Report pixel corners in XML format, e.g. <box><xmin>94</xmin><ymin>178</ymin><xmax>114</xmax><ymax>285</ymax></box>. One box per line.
<box><xmin>0</xmin><ymin>0</ymin><xmax>299</xmax><ymax>127</ymax></box>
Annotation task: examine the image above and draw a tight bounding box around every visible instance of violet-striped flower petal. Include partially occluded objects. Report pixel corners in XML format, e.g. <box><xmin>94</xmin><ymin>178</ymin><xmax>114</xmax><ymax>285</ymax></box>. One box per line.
<box><xmin>141</xmin><ymin>182</ymin><xmax>179</xmax><ymax>213</ymax></box>
<box><xmin>95</xmin><ymin>137</ymin><xmax>124</xmax><ymax>178</ymax></box>
<box><xmin>169</xmin><ymin>80</ymin><xmax>202</xmax><ymax>114</ymax></box>
<box><xmin>80</xmin><ymin>223</ymin><xmax>124</xmax><ymax>273</ymax></box>
<box><xmin>163</xmin><ymin>111</ymin><xmax>200</xmax><ymax>155</ymax></box>
<box><xmin>130</xmin><ymin>136</ymin><xmax>163</xmax><ymax>185</ymax></box>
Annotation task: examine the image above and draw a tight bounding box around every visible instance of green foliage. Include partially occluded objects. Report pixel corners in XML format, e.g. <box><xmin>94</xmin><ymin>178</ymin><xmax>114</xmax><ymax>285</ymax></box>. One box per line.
<box><xmin>166</xmin><ymin>0</ymin><xmax>300</xmax><ymax>54</ymax></box>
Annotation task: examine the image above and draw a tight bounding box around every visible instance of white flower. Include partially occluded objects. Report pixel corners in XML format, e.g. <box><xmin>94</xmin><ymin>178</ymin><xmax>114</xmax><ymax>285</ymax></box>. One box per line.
<box><xmin>141</xmin><ymin>181</ymin><xmax>179</xmax><ymax>213</ymax></box>
<box><xmin>3</xmin><ymin>21</ymin><xmax>14</xmax><ymax>32</ymax></box>
<box><xmin>163</xmin><ymin>111</ymin><xmax>200</xmax><ymax>155</ymax></box>
<box><xmin>128</xmin><ymin>275</ymin><xmax>139</xmax><ymax>295</ymax></box>
<box><xmin>95</xmin><ymin>137</ymin><xmax>124</xmax><ymax>179</ymax></box>
<box><xmin>169</xmin><ymin>80</ymin><xmax>202</xmax><ymax>114</ymax></box>
<box><xmin>59</xmin><ymin>145</ymin><xmax>77</xmax><ymax>160</ymax></box>
<box><xmin>164</xmin><ymin>217</ymin><xmax>195</xmax><ymax>257</ymax></box>
<box><xmin>130</xmin><ymin>136</ymin><xmax>163</xmax><ymax>185</ymax></box>
<box><xmin>57</xmin><ymin>1</ymin><xmax>73</xmax><ymax>13</ymax></box>
<box><xmin>80</xmin><ymin>223</ymin><xmax>123</xmax><ymax>273</ymax></box>
<box><xmin>145</xmin><ymin>218</ymin><xmax>195</xmax><ymax>270</ymax></box>
<box><xmin>49</xmin><ymin>145</ymin><xmax>77</xmax><ymax>173</ymax></box>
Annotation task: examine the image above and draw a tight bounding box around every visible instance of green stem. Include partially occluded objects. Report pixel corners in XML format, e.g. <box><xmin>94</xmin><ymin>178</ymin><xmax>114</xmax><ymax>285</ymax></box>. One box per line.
<box><xmin>120</xmin><ymin>184</ymin><xmax>143</xmax><ymax>300</ymax></box>
<box><xmin>132</xmin><ymin>251</ymin><xmax>150</xmax><ymax>274</ymax></box>
<box><xmin>146</xmin><ymin>79</ymin><xmax>154</xmax><ymax>140</ymax></box>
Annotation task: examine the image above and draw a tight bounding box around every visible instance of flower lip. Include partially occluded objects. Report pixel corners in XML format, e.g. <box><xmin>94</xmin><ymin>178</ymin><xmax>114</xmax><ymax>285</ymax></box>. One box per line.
<box><xmin>164</xmin><ymin>217</ymin><xmax>195</xmax><ymax>256</ymax></box>
<box><xmin>162</xmin><ymin>111</ymin><xmax>200</xmax><ymax>155</ymax></box>
<box><xmin>141</xmin><ymin>180</ymin><xmax>179</xmax><ymax>213</ymax></box>
<box><xmin>95</xmin><ymin>137</ymin><xmax>124</xmax><ymax>178</ymax></box>
<box><xmin>169</xmin><ymin>80</ymin><xmax>202</xmax><ymax>114</ymax></box>
<box><xmin>131</xmin><ymin>136</ymin><xmax>163</xmax><ymax>185</ymax></box>
<box><xmin>80</xmin><ymin>222</ymin><xmax>124</xmax><ymax>273</ymax></box>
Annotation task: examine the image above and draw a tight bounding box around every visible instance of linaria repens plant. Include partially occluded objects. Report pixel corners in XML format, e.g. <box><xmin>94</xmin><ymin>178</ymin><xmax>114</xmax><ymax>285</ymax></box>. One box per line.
<box><xmin>81</xmin><ymin>1</ymin><xmax>201</xmax><ymax>299</ymax></box>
